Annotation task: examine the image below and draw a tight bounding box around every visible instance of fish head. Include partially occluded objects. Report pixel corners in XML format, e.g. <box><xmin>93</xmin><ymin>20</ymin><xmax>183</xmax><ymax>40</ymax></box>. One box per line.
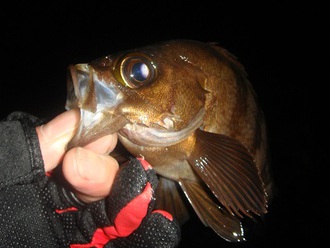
<box><xmin>66</xmin><ymin>41</ymin><xmax>208</xmax><ymax>149</ymax></box>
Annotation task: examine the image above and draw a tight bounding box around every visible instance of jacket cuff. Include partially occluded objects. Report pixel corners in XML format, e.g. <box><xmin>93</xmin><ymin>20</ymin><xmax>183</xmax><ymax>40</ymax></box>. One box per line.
<box><xmin>0</xmin><ymin>111</ymin><xmax>45</xmax><ymax>188</ymax></box>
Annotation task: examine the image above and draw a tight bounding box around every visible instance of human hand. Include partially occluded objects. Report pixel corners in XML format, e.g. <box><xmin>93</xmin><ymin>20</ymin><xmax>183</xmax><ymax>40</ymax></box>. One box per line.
<box><xmin>36</xmin><ymin>109</ymin><xmax>119</xmax><ymax>203</ymax></box>
<box><xmin>35</xmin><ymin>109</ymin><xmax>180</xmax><ymax>247</ymax></box>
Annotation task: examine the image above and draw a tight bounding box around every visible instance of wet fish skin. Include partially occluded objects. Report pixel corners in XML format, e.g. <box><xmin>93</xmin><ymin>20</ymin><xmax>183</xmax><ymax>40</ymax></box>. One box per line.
<box><xmin>66</xmin><ymin>40</ymin><xmax>272</xmax><ymax>242</ymax></box>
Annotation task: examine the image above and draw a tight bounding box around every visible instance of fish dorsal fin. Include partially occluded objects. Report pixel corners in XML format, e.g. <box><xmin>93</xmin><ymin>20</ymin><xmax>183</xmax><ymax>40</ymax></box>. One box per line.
<box><xmin>179</xmin><ymin>178</ymin><xmax>245</xmax><ymax>242</ymax></box>
<box><xmin>187</xmin><ymin>129</ymin><xmax>268</xmax><ymax>218</ymax></box>
<box><xmin>155</xmin><ymin>177</ymin><xmax>190</xmax><ymax>225</ymax></box>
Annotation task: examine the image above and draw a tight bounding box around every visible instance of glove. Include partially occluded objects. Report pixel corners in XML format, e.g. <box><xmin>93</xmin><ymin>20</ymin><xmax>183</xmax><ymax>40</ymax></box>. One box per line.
<box><xmin>0</xmin><ymin>112</ymin><xmax>180</xmax><ymax>247</ymax></box>
<box><xmin>69</xmin><ymin>157</ymin><xmax>181</xmax><ymax>248</ymax></box>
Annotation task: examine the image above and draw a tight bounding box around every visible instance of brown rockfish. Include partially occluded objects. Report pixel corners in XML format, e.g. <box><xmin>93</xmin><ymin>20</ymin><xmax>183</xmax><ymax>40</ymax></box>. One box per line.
<box><xmin>66</xmin><ymin>39</ymin><xmax>273</xmax><ymax>242</ymax></box>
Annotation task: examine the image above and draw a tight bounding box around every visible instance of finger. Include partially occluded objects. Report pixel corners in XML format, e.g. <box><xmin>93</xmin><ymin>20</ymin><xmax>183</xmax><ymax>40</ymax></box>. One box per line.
<box><xmin>37</xmin><ymin>109</ymin><xmax>118</xmax><ymax>172</ymax></box>
<box><xmin>62</xmin><ymin>147</ymin><xmax>119</xmax><ymax>203</ymax></box>
<box><xmin>83</xmin><ymin>132</ymin><xmax>118</xmax><ymax>155</ymax></box>
<box><xmin>36</xmin><ymin>109</ymin><xmax>80</xmax><ymax>172</ymax></box>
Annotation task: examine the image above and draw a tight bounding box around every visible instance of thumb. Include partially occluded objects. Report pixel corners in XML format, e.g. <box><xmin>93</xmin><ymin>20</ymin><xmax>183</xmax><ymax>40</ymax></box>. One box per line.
<box><xmin>36</xmin><ymin>109</ymin><xmax>80</xmax><ymax>172</ymax></box>
<box><xmin>62</xmin><ymin>147</ymin><xmax>119</xmax><ymax>203</ymax></box>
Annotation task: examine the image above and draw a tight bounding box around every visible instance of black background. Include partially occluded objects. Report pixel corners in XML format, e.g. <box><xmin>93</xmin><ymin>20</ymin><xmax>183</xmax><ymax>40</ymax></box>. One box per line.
<box><xmin>1</xmin><ymin>1</ymin><xmax>320</xmax><ymax>247</ymax></box>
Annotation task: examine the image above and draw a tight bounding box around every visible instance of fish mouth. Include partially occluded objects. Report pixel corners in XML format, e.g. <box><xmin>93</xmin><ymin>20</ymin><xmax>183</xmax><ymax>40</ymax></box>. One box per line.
<box><xmin>118</xmin><ymin>108</ymin><xmax>205</xmax><ymax>147</ymax></box>
<box><xmin>66</xmin><ymin>64</ymin><xmax>129</xmax><ymax>149</ymax></box>
<box><xmin>68</xmin><ymin>109</ymin><xmax>128</xmax><ymax>149</ymax></box>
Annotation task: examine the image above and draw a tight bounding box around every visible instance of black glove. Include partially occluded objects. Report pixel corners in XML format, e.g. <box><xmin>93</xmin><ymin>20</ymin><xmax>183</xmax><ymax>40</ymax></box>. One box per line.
<box><xmin>66</xmin><ymin>157</ymin><xmax>181</xmax><ymax>248</ymax></box>
<box><xmin>0</xmin><ymin>112</ymin><xmax>180</xmax><ymax>248</ymax></box>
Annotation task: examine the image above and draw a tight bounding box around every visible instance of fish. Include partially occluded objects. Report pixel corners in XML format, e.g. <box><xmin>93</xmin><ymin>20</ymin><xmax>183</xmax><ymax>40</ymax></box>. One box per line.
<box><xmin>65</xmin><ymin>39</ymin><xmax>273</xmax><ymax>242</ymax></box>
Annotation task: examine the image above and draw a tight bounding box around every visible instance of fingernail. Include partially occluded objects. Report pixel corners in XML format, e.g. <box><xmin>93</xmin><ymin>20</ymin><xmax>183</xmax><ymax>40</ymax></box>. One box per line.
<box><xmin>75</xmin><ymin>147</ymin><xmax>107</xmax><ymax>181</ymax></box>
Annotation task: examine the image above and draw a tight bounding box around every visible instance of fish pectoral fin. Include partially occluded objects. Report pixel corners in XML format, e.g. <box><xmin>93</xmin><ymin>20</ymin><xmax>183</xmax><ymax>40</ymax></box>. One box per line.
<box><xmin>179</xmin><ymin>178</ymin><xmax>245</xmax><ymax>242</ymax></box>
<box><xmin>188</xmin><ymin>129</ymin><xmax>268</xmax><ymax>218</ymax></box>
<box><xmin>155</xmin><ymin>177</ymin><xmax>190</xmax><ymax>225</ymax></box>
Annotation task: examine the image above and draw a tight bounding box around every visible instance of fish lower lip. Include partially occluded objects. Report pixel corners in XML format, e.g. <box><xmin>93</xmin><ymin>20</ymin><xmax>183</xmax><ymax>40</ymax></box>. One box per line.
<box><xmin>67</xmin><ymin>109</ymin><xmax>129</xmax><ymax>149</ymax></box>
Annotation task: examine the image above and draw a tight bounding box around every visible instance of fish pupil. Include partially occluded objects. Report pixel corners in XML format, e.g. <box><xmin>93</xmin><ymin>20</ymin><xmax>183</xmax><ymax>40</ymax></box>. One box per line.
<box><xmin>131</xmin><ymin>62</ymin><xmax>149</xmax><ymax>82</ymax></box>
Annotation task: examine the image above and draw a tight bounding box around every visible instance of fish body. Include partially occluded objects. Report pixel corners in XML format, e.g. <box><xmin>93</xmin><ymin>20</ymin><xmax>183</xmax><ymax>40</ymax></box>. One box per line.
<box><xmin>66</xmin><ymin>40</ymin><xmax>272</xmax><ymax>242</ymax></box>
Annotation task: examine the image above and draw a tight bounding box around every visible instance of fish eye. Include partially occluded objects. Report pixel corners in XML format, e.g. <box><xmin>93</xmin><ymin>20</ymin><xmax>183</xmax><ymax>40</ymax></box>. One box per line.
<box><xmin>118</xmin><ymin>54</ymin><xmax>156</xmax><ymax>88</ymax></box>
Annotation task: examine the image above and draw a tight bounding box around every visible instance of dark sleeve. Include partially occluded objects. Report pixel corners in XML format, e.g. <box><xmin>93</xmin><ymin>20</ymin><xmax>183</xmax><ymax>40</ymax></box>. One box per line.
<box><xmin>0</xmin><ymin>111</ymin><xmax>45</xmax><ymax>188</ymax></box>
<box><xmin>0</xmin><ymin>112</ymin><xmax>71</xmax><ymax>247</ymax></box>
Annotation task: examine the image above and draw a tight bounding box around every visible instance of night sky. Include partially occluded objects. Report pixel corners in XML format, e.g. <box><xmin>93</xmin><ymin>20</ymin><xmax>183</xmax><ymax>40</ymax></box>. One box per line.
<box><xmin>1</xmin><ymin>1</ymin><xmax>319</xmax><ymax>247</ymax></box>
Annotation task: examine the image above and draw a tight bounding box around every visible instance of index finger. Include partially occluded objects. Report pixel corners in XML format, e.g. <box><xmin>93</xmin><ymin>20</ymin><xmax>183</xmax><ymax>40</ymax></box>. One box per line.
<box><xmin>36</xmin><ymin>109</ymin><xmax>80</xmax><ymax>172</ymax></box>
